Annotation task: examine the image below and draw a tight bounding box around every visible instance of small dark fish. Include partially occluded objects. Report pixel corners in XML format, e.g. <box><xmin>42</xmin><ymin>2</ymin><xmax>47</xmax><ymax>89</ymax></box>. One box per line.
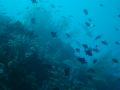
<box><xmin>83</xmin><ymin>9</ymin><xmax>88</xmax><ymax>15</ymax></box>
<box><xmin>115</xmin><ymin>28</ymin><xmax>119</xmax><ymax>31</ymax></box>
<box><xmin>88</xmin><ymin>18</ymin><xmax>92</xmax><ymax>22</ymax></box>
<box><xmin>64</xmin><ymin>67</ymin><xmax>70</xmax><ymax>76</ymax></box>
<box><xmin>86</xmin><ymin>74</ymin><xmax>94</xmax><ymax>80</ymax></box>
<box><xmin>95</xmin><ymin>45</ymin><xmax>98</xmax><ymax>48</ymax></box>
<box><xmin>51</xmin><ymin>31</ymin><xmax>57</xmax><ymax>38</ymax></box>
<box><xmin>112</xmin><ymin>58</ymin><xmax>119</xmax><ymax>63</ymax></box>
<box><xmin>93</xmin><ymin>48</ymin><xmax>99</xmax><ymax>53</ymax></box>
<box><xmin>118</xmin><ymin>14</ymin><xmax>120</xmax><ymax>18</ymax></box>
<box><xmin>69</xmin><ymin>15</ymin><xmax>74</xmax><ymax>18</ymax></box>
<box><xmin>115</xmin><ymin>41</ymin><xmax>120</xmax><ymax>45</ymax></box>
<box><xmin>50</xmin><ymin>4</ymin><xmax>55</xmax><ymax>8</ymax></box>
<box><xmin>65</xmin><ymin>33</ymin><xmax>71</xmax><ymax>38</ymax></box>
<box><xmin>85</xmin><ymin>21</ymin><xmax>91</xmax><ymax>27</ymax></box>
<box><xmin>117</xmin><ymin>8</ymin><xmax>120</xmax><ymax>10</ymax></box>
<box><xmin>77</xmin><ymin>57</ymin><xmax>87</xmax><ymax>64</ymax></box>
<box><xmin>53</xmin><ymin>87</ymin><xmax>60</xmax><ymax>90</ymax></box>
<box><xmin>31</xmin><ymin>17</ymin><xmax>36</xmax><ymax>24</ymax></box>
<box><xmin>27</xmin><ymin>30</ymin><xmax>37</xmax><ymax>39</ymax></box>
<box><xmin>30</xmin><ymin>0</ymin><xmax>37</xmax><ymax>3</ymax></box>
<box><xmin>93</xmin><ymin>59</ymin><xmax>97</xmax><ymax>64</ymax></box>
<box><xmin>87</xmin><ymin>68</ymin><xmax>95</xmax><ymax>73</ymax></box>
<box><xmin>82</xmin><ymin>44</ymin><xmax>89</xmax><ymax>49</ymax></box>
<box><xmin>76</xmin><ymin>48</ymin><xmax>80</xmax><ymax>52</ymax></box>
<box><xmin>95</xmin><ymin>35</ymin><xmax>102</xmax><ymax>40</ymax></box>
<box><xmin>99</xmin><ymin>3</ymin><xmax>104</xmax><ymax>7</ymax></box>
<box><xmin>75</xmin><ymin>48</ymin><xmax>80</xmax><ymax>52</ymax></box>
<box><xmin>118</xmin><ymin>78</ymin><xmax>120</xmax><ymax>81</ymax></box>
<box><xmin>85</xmin><ymin>21</ymin><xmax>95</xmax><ymax>28</ymax></box>
<box><xmin>85</xmin><ymin>48</ymin><xmax>93</xmax><ymax>56</ymax></box>
<box><xmin>101</xmin><ymin>41</ymin><xmax>108</xmax><ymax>45</ymax></box>
<box><xmin>25</xmin><ymin>6</ymin><xmax>29</xmax><ymax>9</ymax></box>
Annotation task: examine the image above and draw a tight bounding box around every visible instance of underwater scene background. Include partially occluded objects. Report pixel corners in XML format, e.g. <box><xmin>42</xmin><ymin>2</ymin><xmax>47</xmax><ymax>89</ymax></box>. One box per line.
<box><xmin>0</xmin><ymin>0</ymin><xmax>120</xmax><ymax>90</ymax></box>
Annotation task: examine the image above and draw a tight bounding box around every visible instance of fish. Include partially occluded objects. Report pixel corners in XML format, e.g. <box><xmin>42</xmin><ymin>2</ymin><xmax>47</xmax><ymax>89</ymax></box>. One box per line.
<box><xmin>86</xmin><ymin>74</ymin><xmax>94</xmax><ymax>80</ymax></box>
<box><xmin>93</xmin><ymin>59</ymin><xmax>97</xmax><ymax>64</ymax></box>
<box><xmin>117</xmin><ymin>7</ymin><xmax>120</xmax><ymax>10</ymax></box>
<box><xmin>65</xmin><ymin>33</ymin><xmax>71</xmax><ymax>38</ymax></box>
<box><xmin>101</xmin><ymin>41</ymin><xmax>108</xmax><ymax>45</ymax></box>
<box><xmin>50</xmin><ymin>4</ymin><xmax>55</xmax><ymax>8</ymax></box>
<box><xmin>85</xmin><ymin>21</ymin><xmax>95</xmax><ymax>28</ymax></box>
<box><xmin>64</xmin><ymin>67</ymin><xmax>70</xmax><ymax>76</ymax></box>
<box><xmin>75</xmin><ymin>48</ymin><xmax>80</xmax><ymax>52</ymax></box>
<box><xmin>88</xmin><ymin>18</ymin><xmax>92</xmax><ymax>22</ymax></box>
<box><xmin>95</xmin><ymin>35</ymin><xmax>102</xmax><ymax>40</ymax></box>
<box><xmin>115</xmin><ymin>41</ymin><xmax>120</xmax><ymax>45</ymax></box>
<box><xmin>77</xmin><ymin>57</ymin><xmax>87</xmax><ymax>64</ymax></box>
<box><xmin>112</xmin><ymin>58</ymin><xmax>119</xmax><ymax>63</ymax></box>
<box><xmin>30</xmin><ymin>0</ymin><xmax>37</xmax><ymax>3</ymax></box>
<box><xmin>27</xmin><ymin>30</ymin><xmax>38</xmax><ymax>39</ymax></box>
<box><xmin>82</xmin><ymin>44</ymin><xmax>89</xmax><ymax>49</ymax></box>
<box><xmin>85</xmin><ymin>48</ymin><xmax>93</xmax><ymax>56</ymax></box>
<box><xmin>83</xmin><ymin>9</ymin><xmax>88</xmax><ymax>15</ymax></box>
<box><xmin>69</xmin><ymin>15</ymin><xmax>74</xmax><ymax>18</ymax></box>
<box><xmin>87</xmin><ymin>68</ymin><xmax>95</xmax><ymax>73</ymax></box>
<box><xmin>115</xmin><ymin>28</ymin><xmax>119</xmax><ymax>31</ymax></box>
<box><xmin>85</xmin><ymin>21</ymin><xmax>91</xmax><ymax>27</ymax></box>
<box><xmin>50</xmin><ymin>31</ymin><xmax>57</xmax><ymax>38</ymax></box>
<box><xmin>118</xmin><ymin>14</ymin><xmax>120</xmax><ymax>18</ymax></box>
<box><xmin>53</xmin><ymin>87</ymin><xmax>60</xmax><ymax>90</ymax></box>
<box><xmin>95</xmin><ymin>45</ymin><xmax>98</xmax><ymax>48</ymax></box>
<box><xmin>82</xmin><ymin>23</ymin><xmax>93</xmax><ymax>37</ymax></box>
<box><xmin>93</xmin><ymin>48</ymin><xmax>99</xmax><ymax>53</ymax></box>
<box><xmin>99</xmin><ymin>3</ymin><xmax>104</xmax><ymax>7</ymax></box>
<box><xmin>31</xmin><ymin>17</ymin><xmax>36</xmax><ymax>24</ymax></box>
<box><xmin>25</xmin><ymin>6</ymin><xmax>29</xmax><ymax>9</ymax></box>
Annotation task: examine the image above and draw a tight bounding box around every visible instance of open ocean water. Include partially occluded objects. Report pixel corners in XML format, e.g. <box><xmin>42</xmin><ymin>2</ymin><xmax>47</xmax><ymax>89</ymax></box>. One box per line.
<box><xmin>0</xmin><ymin>0</ymin><xmax>120</xmax><ymax>90</ymax></box>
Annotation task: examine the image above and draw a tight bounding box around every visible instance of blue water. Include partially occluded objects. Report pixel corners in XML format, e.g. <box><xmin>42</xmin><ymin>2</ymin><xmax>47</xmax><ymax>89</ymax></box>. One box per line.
<box><xmin>0</xmin><ymin>0</ymin><xmax>120</xmax><ymax>90</ymax></box>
